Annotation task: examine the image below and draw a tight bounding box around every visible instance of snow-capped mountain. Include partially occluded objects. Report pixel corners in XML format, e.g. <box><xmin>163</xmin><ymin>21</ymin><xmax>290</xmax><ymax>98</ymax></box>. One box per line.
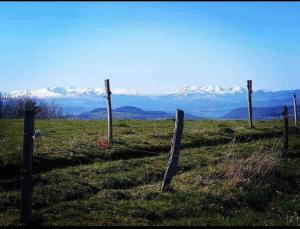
<box><xmin>169</xmin><ymin>86</ymin><xmax>246</xmax><ymax>95</ymax></box>
<box><xmin>9</xmin><ymin>85</ymin><xmax>248</xmax><ymax>98</ymax></box>
<box><xmin>9</xmin><ymin>86</ymin><xmax>138</xmax><ymax>98</ymax></box>
<box><xmin>3</xmin><ymin>86</ymin><xmax>299</xmax><ymax>118</ymax></box>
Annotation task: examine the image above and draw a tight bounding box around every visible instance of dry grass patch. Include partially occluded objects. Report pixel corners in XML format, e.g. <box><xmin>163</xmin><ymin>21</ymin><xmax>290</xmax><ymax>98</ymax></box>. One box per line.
<box><xmin>225</xmin><ymin>144</ymin><xmax>282</xmax><ymax>187</ymax></box>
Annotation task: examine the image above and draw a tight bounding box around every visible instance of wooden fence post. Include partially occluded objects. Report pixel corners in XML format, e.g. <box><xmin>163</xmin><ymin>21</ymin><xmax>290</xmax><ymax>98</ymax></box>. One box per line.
<box><xmin>20</xmin><ymin>102</ymin><xmax>35</xmax><ymax>225</ymax></box>
<box><xmin>282</xmin><ymin>106</ymin><xmax>289</xmax><ymax>156</ymax></box>
<box><xmin>0</xmin><ymin>92</ymin><xmax>3</xmax><ymax>119</ymax></box>
<box><xmin>247</xmin><ymin>80</ymin><xmax>253</xmax><ymax>128</ymax></box>
<box><xmin>294</xmin><ymin>93</ymin><xmax>298</xmax><ymax>127</ymax></box>
<box><xmin>161</xmin><ymin>109</ymin><xmax>184</xmax><ymax>191</ymax></box>
<box><xmin>104</xmin><ymin>79</ymin><xmax>113</xmax><ymax>143</ymax></box>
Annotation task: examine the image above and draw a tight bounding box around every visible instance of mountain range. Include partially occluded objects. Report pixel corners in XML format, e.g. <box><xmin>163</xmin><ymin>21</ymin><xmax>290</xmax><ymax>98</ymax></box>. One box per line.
<box><xmin>4</xmin><ymin>86</ymin><xmax>300</xmax><ymax>119</ymax></box>
<box><xmin>74</xmin><ymin>106</ymin><xmax>202</xmax><ymax>120</ymax></box>
<box><xmin>9</xmin><ymin>85</ymin><xmax>247</xmax><ymax>98</ymax></box>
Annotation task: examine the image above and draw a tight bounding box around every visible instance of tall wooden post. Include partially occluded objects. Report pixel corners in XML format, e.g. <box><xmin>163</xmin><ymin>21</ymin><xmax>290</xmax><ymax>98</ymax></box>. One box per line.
<box><xmin>0</xmin><ymin>92</ymin><xmax>3</xmax><ymax>119</ymax></box>
<box><xmin>294</xmin><ymin>93</ymin><xmax>298</xmax><ymax>127</ymax></box>
<box><xmin>20</xmin><ymin>102</ymin><xmax>35</xmax><ymax>225</ymax></box>
<box><xmin>247</xmin><ymin>80</ymin><xmax>253</xmax><ymax>128</ymax></box>
<box><xmin>104</xmin><ymin>79</ymin><xmax>113</xmax><ymax>143</ymax></box>
<box><xmin>161</xmin><ymin>109</ymin><xmax>184</xmax><ymax>191</ymax></box>
<box><xmin>282</xmin><ymin>106</ymin><xmax>289</xmax><ymax>156</ymax></box>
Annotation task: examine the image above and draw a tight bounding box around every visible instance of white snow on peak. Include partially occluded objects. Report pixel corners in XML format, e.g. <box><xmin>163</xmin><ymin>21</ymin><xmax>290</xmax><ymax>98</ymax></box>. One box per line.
<box><xmin>10</xmin><ymin>88</ymin><xmax>62</xmax><ymax>98</ymax></box>
<box><xmin>8</xmin><ymin>85</ymin><xmax>248</xmax><ymax>98</ymax></box>
<box><xmin>9</xmin><ymin>86</ymin><xmax>140</xmax><ymax>98</ymax></box>
<box><xmin>111</xmin><ymin>88</ymin><xmax>138</xmax><ymax>95</ymax></box>
<box><xmin>168</xmin><ymin>85</ymin><xmax>246</xmax><ymax>95</ymax></box>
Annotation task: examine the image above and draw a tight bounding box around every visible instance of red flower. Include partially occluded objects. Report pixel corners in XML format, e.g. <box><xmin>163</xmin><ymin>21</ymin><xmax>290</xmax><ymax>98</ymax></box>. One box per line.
<box><xmin>96</xmin><ymin>140</ymin><xmax>111</xmax><ymax>149</ymax></box>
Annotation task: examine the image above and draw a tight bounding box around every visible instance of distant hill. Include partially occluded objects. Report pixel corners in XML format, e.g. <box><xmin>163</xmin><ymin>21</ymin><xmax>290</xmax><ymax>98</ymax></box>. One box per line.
<box><xmin>90</xmin><ymin>108</ymin><xmax>107</xmax><ymax>112</ymax></box>
<box><xmin>114</xmin><ymin>106</ymin><xmax>145</xmax><ymax>113</ymax></box>
<box><xmin>76</xmin><ymin>106</ymin><xmax>202</xmax><ymax>120</ymax></box>
<box><xmin>222</xmin><ymin>105</ymin><xmax>300</xmax><ymax>120</ymax></box>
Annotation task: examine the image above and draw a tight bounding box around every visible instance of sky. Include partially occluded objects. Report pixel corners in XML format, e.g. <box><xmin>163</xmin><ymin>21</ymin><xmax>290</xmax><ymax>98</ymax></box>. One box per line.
<box><xmin>1</xmin><ymin>2</ymin><xmax>300</xmax><ymax>93</ymax></box>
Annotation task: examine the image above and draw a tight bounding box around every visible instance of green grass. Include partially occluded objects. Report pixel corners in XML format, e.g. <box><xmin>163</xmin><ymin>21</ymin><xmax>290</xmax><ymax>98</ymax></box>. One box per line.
<box><xmin>0</xmin><ymin>119</ymin><xmax>299</xmax><ymax>226</ymax></box>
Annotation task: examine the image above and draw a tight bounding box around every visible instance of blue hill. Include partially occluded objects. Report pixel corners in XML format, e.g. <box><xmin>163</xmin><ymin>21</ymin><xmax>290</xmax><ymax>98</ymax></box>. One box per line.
<box><xmin>76</xmin><ymin>106</ymin><xmax>202</xmax><ymax>120</ymax></box>
<box><xmin>222</xmin><ymin>105</ymin><xmax>300</xmax><ymax>120</ymax></box>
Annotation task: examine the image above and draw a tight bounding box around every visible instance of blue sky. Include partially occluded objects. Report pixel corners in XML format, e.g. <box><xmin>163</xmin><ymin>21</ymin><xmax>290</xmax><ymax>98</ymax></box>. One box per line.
<box><xmin>1</xmin><ymin>2</ymin><xmax>300</xmax><ymax>93</ymax></box>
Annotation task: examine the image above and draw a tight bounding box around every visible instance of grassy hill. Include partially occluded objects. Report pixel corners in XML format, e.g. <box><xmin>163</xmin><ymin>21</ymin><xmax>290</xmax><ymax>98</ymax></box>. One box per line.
<box><xmin>0</xmin><ymin>119</ymin><xmax>299</xmax><ymax>226</ymax></box>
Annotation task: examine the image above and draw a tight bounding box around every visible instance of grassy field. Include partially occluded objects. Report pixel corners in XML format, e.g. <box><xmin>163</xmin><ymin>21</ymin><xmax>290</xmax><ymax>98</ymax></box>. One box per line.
<box><xmin>0</xmin><ymin>119</ymin><xmax>299</xmax><ymax>226</ymax></box>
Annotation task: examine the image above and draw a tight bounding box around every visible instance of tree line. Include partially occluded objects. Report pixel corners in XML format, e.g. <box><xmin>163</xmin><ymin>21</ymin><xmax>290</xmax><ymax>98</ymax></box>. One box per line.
<box><xmin>0</xmin><ymin>92</ymin><xmax>64</xmax><ymax>119</ymax></box>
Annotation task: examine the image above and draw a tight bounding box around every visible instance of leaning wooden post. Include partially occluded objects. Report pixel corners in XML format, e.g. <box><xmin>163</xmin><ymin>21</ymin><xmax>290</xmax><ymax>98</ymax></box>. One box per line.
<box><xmin>161</xmin><ymin>109</ymin><xmax>184</xmax><ymax>191</ymax></box>
<box><xmin>20</xmin><ymin>102</ymin><xmax>35</xmax><ymax>225</ymax></box>
<box><xmin>293</xmin><ymin>93</ymin><xmax>298</xmax><ymax>127</ymax></box>
<box><xmin>104</xmin><ymin>79</ymin><xmax>113</xmax><ymax>143</ymax></box>
<box><xmin>247</xmin><ymin>80</ymin><xmax>253</xmax><ymax>128</ymax></box>
<box><xmin>282</xmin><ymin>106</ymin><xmax>289</xmax><ymax>156</ymax></box>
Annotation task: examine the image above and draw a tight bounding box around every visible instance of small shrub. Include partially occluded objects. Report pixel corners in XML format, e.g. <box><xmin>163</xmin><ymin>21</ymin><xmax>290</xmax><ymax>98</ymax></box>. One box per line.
<box><xmin>115</xmin><ymin>122</ymin><xmax>129</xmax><ymax>127</ymax></box>
<box><xmin>225</xmin><ymin>144</ymin><xmax>281</xmax><ymax>187</ymax></box>
<box><xmin>220</xmin><ymin>127</ymin><xmax>235</xmax><ymax>134</ymax></box>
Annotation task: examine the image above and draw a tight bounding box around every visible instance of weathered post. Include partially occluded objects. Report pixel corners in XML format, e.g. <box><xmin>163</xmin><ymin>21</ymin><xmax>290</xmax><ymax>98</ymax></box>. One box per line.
<box><xmin>293</xmin><ymin>93</ymin><xmax>298</xmax><ymax>127</ymax></box>
<box><xmin>104</xmin><ymin>79</ymin><xmax>113</xmax><ymax>143</ymax></box>
<box><xmin>282</xmin><ymin>106</ymin><xmax>289</xmax><ymax>157</ymax></box>
<box><xmin>20</xmin><ymin>102</ymin><xmax>35</xmax><ymax>225</ymax></box>
<box><xmin>247</xmin><ymin>80</ymin><xmax>253</xmax><ymax>128</ymax></box>
<box><xmin>0</xmin><ymin>92</ymin><xmax>3</xmax><ymax>119</ymax></box>
<box><xmin>161</xmin><ymin>109</ymin><xmax>184</xmax><ymax>191</ymax></box>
